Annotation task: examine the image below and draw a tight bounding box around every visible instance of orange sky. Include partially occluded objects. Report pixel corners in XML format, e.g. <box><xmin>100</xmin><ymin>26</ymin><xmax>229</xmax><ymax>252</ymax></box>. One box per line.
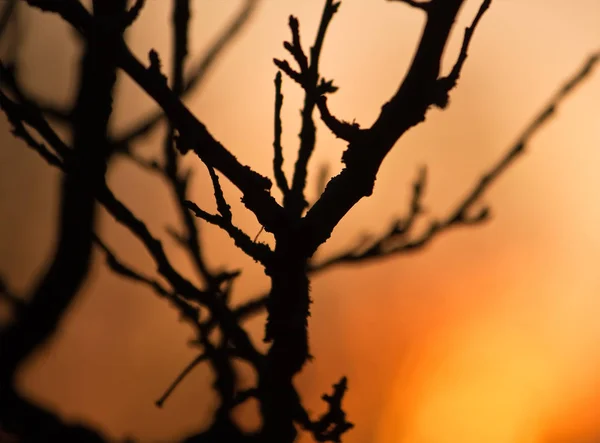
<box><xmin>2</xmin><ymin>1</ymin><xmax>600</xmax><ymax>442</ymax></box>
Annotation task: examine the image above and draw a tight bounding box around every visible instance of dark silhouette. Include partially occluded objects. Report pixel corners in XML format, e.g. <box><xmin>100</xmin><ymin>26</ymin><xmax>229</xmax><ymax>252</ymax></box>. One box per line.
<box><xmin>0</xmin><ymin>1</ymin><xmax>597</xmax><ymax>442</ymax></box>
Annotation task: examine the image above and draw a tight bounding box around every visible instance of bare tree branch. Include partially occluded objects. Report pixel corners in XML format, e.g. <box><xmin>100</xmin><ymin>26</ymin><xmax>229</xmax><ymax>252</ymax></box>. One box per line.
<box><xmin>185</xmin><ymin>199</ymin><xmax>272</xmax><ymax>265</ymax></box>
<box><xmin>436</xmin><ymin>0</ymin><xmax>493</xmax><ymax>107</ymax></box>
<box><xmin>117</xmin><ymin>43</ymin><xmax>285</xmax><ymax>233</ymax></box>
<box><xmin>94</xmin><ymin>235</ymin><xmax>202</xmax><ymax>324</ymax></box>
<box><xmin>302</xmin><ymin>0</ymin><xmax>490</xmax><ymax>257</ymax></box>
<box><xmin>3</xmin><ymin>1</ymin><xmax>598</xmax><ymax>442</ymax></box>
<box><xmin>275</xmin><ymin>0</ymin><xmax>341</xmax><ymax>216</ymax></box>
<box><xmin>296</xmin><ymin>376</ymin><xmax>354</xmax><ymax>443</ymax></box>
<box><xmin>2</xmin><ymin>57</ymin><xmax>263</xmax><ymax>372</ymax></box>
<box><xmin>158</xmin><ymin>0</ymin><xmax>221</xmax><ymax>291</ymax></box>
<box><xmin>315</xmin><ymin>95</ymin><xmax>362</xmax><ymax>142</ymax></box>
<box><xmin>0</xmin><ymin>90</ymin><xmax>64</xmax><ymax>168</ymax></box>
<box><xmin>311</xmin><ymin>50</ymin><xmax>600</xmax><ymax>273</ymax></box>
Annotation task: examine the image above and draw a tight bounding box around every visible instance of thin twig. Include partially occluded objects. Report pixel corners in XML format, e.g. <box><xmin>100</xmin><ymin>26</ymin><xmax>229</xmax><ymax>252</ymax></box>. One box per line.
<box><xmin>272</xmin><ymin>72</ymin><xmax>289</xmax><ymax>195</ymax></box>
<box><xmin>155</xmin><ymin>353</ymin><xmax>208</xmax><ymax>408</ymax></box>
<box><xmin>436</xmin><ymin>0</ymin><xmax>493</xmax><ymax>107</ymax></box>
<box><xmin>185</xmin><ymin>200</ymin><xmax>272</xmax><ymax>265</ymax></box>
<box><xmin>274</xmin><ymin>0</ymin><xmax>341</xmax><ymax>216</ymax></box>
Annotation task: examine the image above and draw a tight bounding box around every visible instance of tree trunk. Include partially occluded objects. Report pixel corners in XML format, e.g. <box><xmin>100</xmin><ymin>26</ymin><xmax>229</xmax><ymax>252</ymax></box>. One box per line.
<box><xmin>261</xmin><ymin>235</ymin><xmax>311</xmax><ymax>443</ymax></box>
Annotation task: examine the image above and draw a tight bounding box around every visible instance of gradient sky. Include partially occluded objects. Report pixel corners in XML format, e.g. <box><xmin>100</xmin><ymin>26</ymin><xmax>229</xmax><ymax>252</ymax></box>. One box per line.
<box><xmin>1</xmin><ymin>1</ymin><xmax>600</xmax><ymax>442</ymax></box>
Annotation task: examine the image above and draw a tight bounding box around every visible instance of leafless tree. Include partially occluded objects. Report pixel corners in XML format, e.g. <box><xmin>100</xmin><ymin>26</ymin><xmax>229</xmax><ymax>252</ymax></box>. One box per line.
<box><xmin>0</xmin><ymin>0</ymin><xmax>597</xmax><ymax>442</ymax></box>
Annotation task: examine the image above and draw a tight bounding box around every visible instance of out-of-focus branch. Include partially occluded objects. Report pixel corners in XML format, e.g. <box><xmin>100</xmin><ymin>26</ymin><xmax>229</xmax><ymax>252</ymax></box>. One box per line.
<box><xmin>0</xmin><ymin>63</ymin><xmax>71</xmax><ymax>159</ymax></box>
<box><xmin>4</xmin><ymin>6</ymin><xmax>264</xmax><ymax>437</ymax></box>
<box><xmin>0</xmin><ymin>4</ymin><xmax>127</xmax><ymax>443</ymax></box>
<box><xmin>94</xmin><ymin>235</ymin><xmax>201</xmax><ymax>324</ymax></box>
<box><xmin>112</xmin><ymin>0</ymin><xmax>261</xmax><ymax>152</ymax></box>
<box><xmin>0</xmin><ymin>90</ymin><xmax>64</xmax><ymax>168</ymax></box>
<box><xmin>97</xmin><ymin>226</ymin><xmax>249</xmax><ymax>420</ymax></box>
<box><xmin>120</xmin><ymin>0</ymin><xmax>146</xmax><ymax>30</ymax></box>
<box><xmin>103</xmin><ymin>3</ymin><xmax>256</xmax><ymax>425</ymax></box>
<box><xmin>0</xmin><ymin>275</ymin><xmax>24</xmax><ymax>312</ymax></box>
<box><xmin>1</xmin><ymin>56</ymin><xmax>263</xmax><ymax>373</ymax></box>
<box><xmin>0</xmin><ymin>0</ymin><xmax>125</xmax><ymax>385</ymax></box>
<box><xmin>233</xmin><ymin>293</ymin><xmax>268</xmax><ymax>321</ymax></box>
<box><xmin>296</xmin><ymin>377</ymin><xmax>354</xmax><ymax>442</ymax></box>
<box><xmin>0</xmin><ymin>63</ymin><xmax>73</xmax><ymax>123</ymax></box>
<box><xmin>0</xmin><ymin>0</ymin><xmax>17</xmax><ymax>42</ymax></box>
<box><xmin>311</xmin><ymin>50</ymin><xmax>600</xmax><ymax>274</ymax></box>
<box><xmin>1</xmin><ymin>388</ymin><xmax>108</xmax><ymax>443</ymax></box>
<box><xmin>1</xmin><ymin>0</ymin><xmax>144</xmax><ymax>126</ymax></box>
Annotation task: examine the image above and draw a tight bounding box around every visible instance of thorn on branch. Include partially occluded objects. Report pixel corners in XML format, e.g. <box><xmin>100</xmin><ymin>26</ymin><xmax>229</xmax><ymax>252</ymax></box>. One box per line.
<box><xmin>253</xmin><ymin>225</ymin><xmax>264</xmax><ymax>243</ymax></box>
<box><xmin>316</xmin><ymin>78</ymin><xmax>338</xmax><ymax>95</ymax></box>
<box><xmin>148</xmin><ymin>49</ymin><xmax>168</xmax><ymax>84</ymax></box>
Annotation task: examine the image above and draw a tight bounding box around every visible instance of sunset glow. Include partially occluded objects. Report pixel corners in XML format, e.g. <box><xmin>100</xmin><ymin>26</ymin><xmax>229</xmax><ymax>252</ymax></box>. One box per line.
<box><xmin>2</xmin><ymin>1</ymin><xmax>600</xmax><ymax>442</ymax></box>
